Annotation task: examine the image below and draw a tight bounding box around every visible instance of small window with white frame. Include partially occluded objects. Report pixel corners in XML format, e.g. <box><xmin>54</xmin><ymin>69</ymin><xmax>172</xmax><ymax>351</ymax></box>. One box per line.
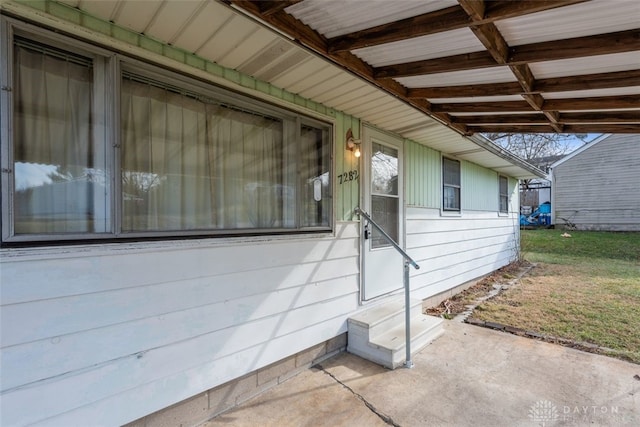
<box><xmin>499</xmin><ymin>175</ymin><xmax>509</xmax><ymax>213</ymax></box>
<box><xmin>442</xmin><ymin>157</ymin><xmax>461</xmax><ymax>212</ymax></box>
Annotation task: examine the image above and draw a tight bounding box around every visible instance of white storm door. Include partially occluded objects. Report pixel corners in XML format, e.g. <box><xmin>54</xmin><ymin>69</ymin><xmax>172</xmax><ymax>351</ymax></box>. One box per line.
<box><xmin>362</xmin><ymin>127</ymin><xmax>404</xmax><ymax>301</ymax></box>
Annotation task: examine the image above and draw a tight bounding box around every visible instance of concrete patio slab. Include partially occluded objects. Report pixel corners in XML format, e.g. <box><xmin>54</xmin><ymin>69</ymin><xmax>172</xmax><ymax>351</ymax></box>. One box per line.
<box><xmin>204</xmin><ymin>321</ymin><xmax>640</xmax><ymax>426</ymax></box>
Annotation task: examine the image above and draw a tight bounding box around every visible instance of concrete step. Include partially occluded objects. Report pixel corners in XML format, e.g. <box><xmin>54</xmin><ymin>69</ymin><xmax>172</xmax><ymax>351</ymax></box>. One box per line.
<box><xmin>348</xmin><ymin>298</ymin><xmax>423</xmax><ymax>340</ymax></box>
<box><xmin>369</xmin><ymin>315</ymin><xmax>444</xmax><ymax>369</ymax></box>
<box><xmin>347</xmin><ymin>298</ymin><xmax>444</xmax><ymax>369</ymax></box>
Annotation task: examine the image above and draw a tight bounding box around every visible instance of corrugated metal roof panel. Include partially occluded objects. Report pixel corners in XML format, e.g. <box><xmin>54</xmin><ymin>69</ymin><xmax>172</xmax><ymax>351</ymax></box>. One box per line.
<box><xmin>363</xmin><ymin>103</ymin><xmax>412</xmax><ymax>124</ymax></box>
<box><xmin>296</xmin><ymin>72</ymin><xmax>358</xmax><ymax>100</ymax></box>
<box><xmin>330</xmin><ymin>86</ymin><xmax>384</xmax><ymax>111</ymax></box>
<box><xmin>431</xmin><ymin>95</ymin><xmax>524</xmax><ymax>104</ymax></box>
<box><xmin>496</xmin><ymin>0</ymin><xmax>640</xmax><ymax>46</ymax></box>
<box><xmin>346</xmin><ymin>94</ymin><xmax>410</xmax><ymax>118</ymax></box>
<box><xmin>171</xmin><ymin>3</ymin><xmax>234</xmax><ymax>51</ymax></box>
<box><xmin>544</xmin><ymin>86</ymin><xmax>640</xmax><ymax>100</ymax></box>
<box><xmin>393</xmin><ymin>119</ymin><xmax>441</xmax><ymax>135</ymax></box>
<box><xmin>143</xmin><ymin>0</ymin><xmax>206</xmax><ymax>43</ymax></box>
<box><xmin>195</xmin><ymin>14</ymin><xmax>263</xmax><ymax>66</ymax></box>
<box><xmin>458</xmin><ymin>151</ymin><xmax>511</xmax><ymax>164</ymax></box>
<box><xmin>396</xmin><ymin>67</ymin><xmax>517</xmax><ymax>87</ymax></box>
<box><xmin>113</xmin><ymin>1</ymin><xmax>161</xmax><ymax>34</ymax></box>
<box><xmin>374</xmin><ymin>110</ymin><xmax>427</xmax><ymax>129</ymax></box>
<box><xmin>329</xmin><ymin>88</ymin><xmax>386</xmax><ymax>111</ymax></box>
<box><xmin>285</xmin><ymin>0</ymin><xmax>457</xmax><ymax>39</ymax></box>
<box><xmin>270</xmin><ymin>57</ymin><xmax>334</xmax><ymax>91</ymax></box>
<box><xmin>352</xmin><ymin>28</ymin><xmax>483</xmax><ymax>67</ymax></box>
<box><xmin>406</xmin><ymin>127</ymin><xmax>470</xmax><ymax>151</ymax></box>
<box><xmin>237</xmin><ymin>39</ymin><xmax>294</xmax><ymax>76</ymax></box>
<box><xmin>353</xmin><ymin>100</ymin><xmax>408</xmax><ymax>119</ymax></box>
<box><xmin>451</xmin><ymin>112</ymin><xmax>535</xmax><ymax>118</ymax></box>
<box><xmin>529</xmin><ymin>52</ymin><xmax>640</xmax><ymax>79</ymax></box>
<box><xmin>79</xmin><ymin>0</ymin><xmax>121</xmax><ymax>23</ymax></box>
<box><xmin>333</xmin><ymin>91</ymin><xmax>390</xmax><ymax>115</ymax></box>
<box><xmin>313</xmin><ymin>79</ymin><xmax>372</xmax><ymax>105</ymax></box>
<box><xmin>252</xmin><ymin>50</ymin><xmax>313</xmax><ymax>82</ymax></box>
<box><xmin>218</xmin><ymin>27</ymin><xmax>277</xmax><ymax>71</ymax></box>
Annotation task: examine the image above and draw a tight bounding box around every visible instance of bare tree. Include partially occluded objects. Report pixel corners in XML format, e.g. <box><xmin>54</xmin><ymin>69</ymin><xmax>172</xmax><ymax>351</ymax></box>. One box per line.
<box><xmin>484</xmin><ymin>133</ymin><xmax>590</xmax><ymax>196</ymax></box>
<box><xmin>484</xmin><ymin>133</ymin><xmax>589</xmax><ymax>163</ymax></box>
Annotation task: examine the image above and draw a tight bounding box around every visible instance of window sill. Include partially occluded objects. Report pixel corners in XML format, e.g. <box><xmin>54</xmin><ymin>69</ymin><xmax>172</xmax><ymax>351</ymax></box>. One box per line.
<box><xmin>440</xmin><ymin>210</ymin><xmax>462</xmax><ymax>217</ymax></box>
<box><xmin>0</xmin><ymin>230</ymin><xmax>336</xmax><ymax>260</ymax></box>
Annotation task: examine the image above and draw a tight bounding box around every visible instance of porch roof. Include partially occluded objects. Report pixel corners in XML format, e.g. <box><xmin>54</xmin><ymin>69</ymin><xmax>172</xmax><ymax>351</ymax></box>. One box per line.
<box><xmin>50</xmin><ymin>0</ymin><xmax>640</xmax><ymax>178</ymax></box>
<box><xmin>229</xmin><ymin>0</ymin><xmax>639</xmax><ymax>137</ymax></box>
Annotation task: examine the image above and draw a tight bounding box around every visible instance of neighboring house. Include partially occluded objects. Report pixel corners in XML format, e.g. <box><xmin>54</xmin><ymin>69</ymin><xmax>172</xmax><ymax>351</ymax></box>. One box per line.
<box><xmin>1</xmin><ymin>2</ymin><xmax>556</xmax><ymax>426</ymax></box>
<box><xmin>550</xmin><ymin>134</ymin><xmax>640</xmax><ymax>231</ymax></box>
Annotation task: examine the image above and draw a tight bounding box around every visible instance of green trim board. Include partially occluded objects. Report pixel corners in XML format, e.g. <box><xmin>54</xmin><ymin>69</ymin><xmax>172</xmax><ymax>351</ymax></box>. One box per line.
<box><xmin>405</xmin><ymin>140</ymin><xmax>440</xmax><ymax>209</ymax></box>
<box><xmin>462</xmin><ymin>161</ymin><xmax>500</xmax><ymax>212</ymax></box>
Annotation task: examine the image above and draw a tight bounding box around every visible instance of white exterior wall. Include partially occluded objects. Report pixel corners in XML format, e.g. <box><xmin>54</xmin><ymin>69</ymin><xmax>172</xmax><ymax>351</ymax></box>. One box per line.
<box><xmin>552</xmin><ymin>134</ymin><xmax>640</xmax><ymax>231</ymax></box>
<box><xmin>0</xmin><ymin>4</ymin><xmax>532</xmax><ymax>425</ymax></box>
<box><xmin>0</xmin><ymin>223</ymin><xmax>359</xmax><ymax>426</ymax></box>
<box><xmin>407</xmin><ymin>210</ymin><xmax>520</xmax><ymax>300</ymax></box>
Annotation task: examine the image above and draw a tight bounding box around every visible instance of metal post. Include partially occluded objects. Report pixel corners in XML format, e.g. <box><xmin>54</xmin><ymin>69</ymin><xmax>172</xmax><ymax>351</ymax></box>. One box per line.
<box><xmin>404</xmin><ymin>260</ymin><xmax>414</xmax><ymax>369</ymax></box>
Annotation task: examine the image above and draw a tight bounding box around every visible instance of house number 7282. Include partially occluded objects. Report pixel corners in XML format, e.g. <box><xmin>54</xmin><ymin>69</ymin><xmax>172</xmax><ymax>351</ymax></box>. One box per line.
<box><xmin>338</xmin><ymin>170</ymin><xmax>359</xmax><ymax>184</ymax></box>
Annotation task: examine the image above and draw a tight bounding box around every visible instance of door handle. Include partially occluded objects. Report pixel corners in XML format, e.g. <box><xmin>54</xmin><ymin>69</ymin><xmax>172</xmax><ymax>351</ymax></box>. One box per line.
<box><xmin>364</xmin><ymin>222</ymin><xmax>370</xmax><ymax>240</ymax></box>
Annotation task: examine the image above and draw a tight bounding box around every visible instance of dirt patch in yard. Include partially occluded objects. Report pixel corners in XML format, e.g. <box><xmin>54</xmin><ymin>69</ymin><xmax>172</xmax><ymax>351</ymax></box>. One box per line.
<box><xmin>425</xmin><ymin>261</ymin><xmax>531</xmax><ymax>319</ymax></box>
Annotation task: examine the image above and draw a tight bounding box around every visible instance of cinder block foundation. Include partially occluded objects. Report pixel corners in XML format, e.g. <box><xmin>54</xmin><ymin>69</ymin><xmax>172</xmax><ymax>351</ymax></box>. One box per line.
<box><xmin>123</xmin><ymin>333</ymin><xmax>347</xmax><ymax>427</ymax></box>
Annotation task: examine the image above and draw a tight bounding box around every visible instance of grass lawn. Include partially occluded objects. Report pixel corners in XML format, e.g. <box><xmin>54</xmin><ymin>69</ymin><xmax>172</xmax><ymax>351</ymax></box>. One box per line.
<box><xmin>471</xmin><ymin>229</ymin><xmax>640</xmax><ymax>364</ymax></box>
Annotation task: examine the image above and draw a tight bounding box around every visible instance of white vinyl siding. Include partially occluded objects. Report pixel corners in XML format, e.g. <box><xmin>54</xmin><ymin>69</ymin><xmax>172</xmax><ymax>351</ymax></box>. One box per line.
<box><xmin>0</xmin><ymin>224</ymin><xmax>360</xmax><ymax>425</ymax></box>
<box><xmin>406</xmin><ymin>158</ymin><xmax>520</xmax><ymax>302</ymax></box>
<box><xmin>406</xmin><ymin>207</ymin><xmax>519</xmax><ymax>300</ymax></box>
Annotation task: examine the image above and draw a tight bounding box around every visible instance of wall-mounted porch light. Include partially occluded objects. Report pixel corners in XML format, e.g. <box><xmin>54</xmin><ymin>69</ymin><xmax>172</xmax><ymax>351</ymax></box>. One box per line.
<box><xmin>346</xmin><ymin>128</ymin><xmax>361</xmax><ymax>158</ymax></box>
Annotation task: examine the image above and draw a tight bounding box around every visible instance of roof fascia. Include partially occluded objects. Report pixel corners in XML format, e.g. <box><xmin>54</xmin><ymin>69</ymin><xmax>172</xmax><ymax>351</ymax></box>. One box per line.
<box><xmin>469</xmin><ymin>134</ymin><xmax>547</xmax><ymax>179</ymax></box>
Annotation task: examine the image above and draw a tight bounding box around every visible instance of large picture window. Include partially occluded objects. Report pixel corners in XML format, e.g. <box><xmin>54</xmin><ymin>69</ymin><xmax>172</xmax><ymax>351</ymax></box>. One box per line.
<box><xmin>2</xmin><ymin>28</ymin><xmax>332</xmax><ymax>243</ymax></box>
<box><xmin>442</xmin><ymin>157</ymin><xmax>460</xmax><ymax>212</ymax></box>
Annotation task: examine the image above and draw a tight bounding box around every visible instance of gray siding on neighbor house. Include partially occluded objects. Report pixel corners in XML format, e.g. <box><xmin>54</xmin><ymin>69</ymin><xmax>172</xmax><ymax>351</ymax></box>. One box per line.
<box><xmin>552</xmin><ymin>134</ymin><xmax>640</xmax><ymax>231</ymax></box>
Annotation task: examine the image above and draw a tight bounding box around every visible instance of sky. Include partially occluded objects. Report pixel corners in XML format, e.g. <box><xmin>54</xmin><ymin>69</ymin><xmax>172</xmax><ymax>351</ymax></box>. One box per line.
<box><xmin>565</xmin><ymin>133</ymin><xmax>602</xmax><ymax>151</ymax></box>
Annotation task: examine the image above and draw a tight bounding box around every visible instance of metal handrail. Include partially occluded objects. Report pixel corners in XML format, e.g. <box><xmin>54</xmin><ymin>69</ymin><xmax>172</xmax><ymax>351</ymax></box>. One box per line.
<box><xmin>354</xmin><ymin>207</ymin><xmax>420</xmax><ymax>368</ymax></box>
<box><xmin>354</xmin><ymin>207</ymin><xmax>419</xmax><ymax>270</ymax></box>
